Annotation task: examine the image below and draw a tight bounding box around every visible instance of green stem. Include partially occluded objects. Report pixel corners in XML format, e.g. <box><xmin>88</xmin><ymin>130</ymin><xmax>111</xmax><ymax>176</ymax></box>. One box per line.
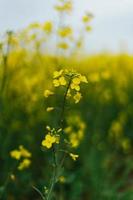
<box><xmin>59</xmin><ymin>78</ymin><xmax>72</xmax><ymax>128</ymax></box>
<box><xmin>46</xmin><ymin>78</ymin><xmax>72</xmax><ymax>200</ymax></box>
<box><xmin>46</xmin><ymin>147</ymin><xmax>57</xmax><ymax>200</ymax></box>
<box><xmin>32</xmin><ymin>185</ymin><xmax>46</xmax><ymax>200</ymax></box>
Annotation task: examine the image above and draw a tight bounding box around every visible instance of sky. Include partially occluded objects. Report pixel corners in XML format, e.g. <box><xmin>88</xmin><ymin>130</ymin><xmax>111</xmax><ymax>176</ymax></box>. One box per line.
<box><xmin>0</xmin><ymin>0</ymin><xmax>133</xmax><ymax>53</ymax></box>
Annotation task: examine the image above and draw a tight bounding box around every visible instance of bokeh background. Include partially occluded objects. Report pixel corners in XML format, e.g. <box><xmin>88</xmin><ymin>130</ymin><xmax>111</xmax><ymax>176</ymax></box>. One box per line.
<box><xmin>0</xmin><ymin>0</ymin><xmax>133</xmax><ymax>199</ymax></box>
<box><xmin>0</xmin><ymin>0</ymin><xmax>133</xmax><ymax>53</ymax></box>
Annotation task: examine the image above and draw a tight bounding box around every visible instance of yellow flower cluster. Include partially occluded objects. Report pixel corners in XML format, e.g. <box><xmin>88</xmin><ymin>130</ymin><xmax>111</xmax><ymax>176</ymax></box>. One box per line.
<box><xmin>42</xmin><ymin>126</ymin><xmax>61</xmax><ymax>149</ymax></box>
<box><xmin>43</xmin><ymin>90</ymin><xmax>55</xmax><ymax>112</ymax></box>
<box><xmin>58</xmin><ymin>27</ymin><xmax>72</xmax><ymax>38</ymax></box>
<box><xmin>28</xmin><ymin>21</ymin><xmax>53</xmax><ymax>34</ymax></box>
<box><xmin>42</xmin><ymin>21</ymin><xmax>53</xmax><ymax>34</ymax></box>
<box><xmin>65</xmin><ymin>116</ymin><xmax>86</xmax><ymax>148</ymax></box>
<box><xmin>55</xmin><ymin>0</ymin><xmax>72</xmax><ymax>13</ymax></box>
<box><xmin>82</xmin><ymin>13</ymin><xmax>93</xmax><ymax>32</ymax></box>
<box><xmin>18</xmin><ymin>159</ymin><xmax>31</xmax><ymax>171</ymax></box>
<box><xmin>53</xmin><ymin>76</ymin><xmax>67</xmax><ymax>87</ymax></box>
<box><xmin>52</xmin><ymin>69</ymin><xmax>88</xmax><ymax>104</ymax></box>
<box><xmin>109</xmin><ymin>121</ymin><xmax>123</xmax><ymax>139</ymax></box>
<box><xmin>70</xmin><ymin>74</ymin><xmax>88</xmax><ymax>89</ymax></box>
<box><xmin>73</xmin><ymin>92</ymin><xmax>82</xmax><ymax>104</ymax></box>
<box><xmin>44</xmin><ymin>90</ymin><xmax>54</xmax><ymax>98</ymax></box>
<box><xmin>28</xmin><ymin>22</ymin><xmax>40</xmax><ymax>30</ymax></box>
<box><xmin>82</xmin><ymin>13</ymin><xmax>93</xmax><ymax>23</ymax></box>
<box><xmin>108</xmin><ymin>112</ymin><xmax>132</xmax><ymax>153</ymax></box>
<box><xmin>57</xmin><ymin>42</ymin><xmax>69</xmax><ymax>50</ymax></box>
<box><xmin>10</xmin><ymin>146</ymin><xmax>31</xmax><ymax>170</ymax></box>
<box><xmin>42</xmin><ymin>69</ymin><xmax>87</xmax><ymax>164</ymax></box>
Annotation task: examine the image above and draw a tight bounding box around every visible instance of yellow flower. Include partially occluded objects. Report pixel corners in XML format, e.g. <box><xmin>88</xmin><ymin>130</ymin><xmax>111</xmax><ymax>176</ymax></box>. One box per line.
<box><xmin>42</xmin><ymin>134</ymin><xmax>57</xmax><ymax>149</ymax></box>
<box><xmin>10</xmin><ymin>36</ymin><xmax>19</xmax><ymax>46</ymax></box>
<box><xmin>58</xmin><ymin>27</ymin><xmax>72</xmax><ymax>38</ymax></box>
<box><xmin>82</xmin><ymin>13</ymin><xmax>93</xmax><ymax>23</ymax></box>
<box><xmin>109</xmin><ymin>121</ymin><xmax>123</xmax><ymax>139</ymax></box>
<box><xmin>69</xmin><ymin>153</ymin><xmax>79</xmax><ymax>161</ymax></box>
<box><xmin>78</xmin><ymin>130</ymin><xmax>84</xmax><ymax>139</ymax></box>
<box><xmin>46</xmin><ymin>107</ymin><xmax>54</xmax><ymax>112</ymax></box>
<box><xmin>43</xmin><ymin>21</ymin><xmax>53</xmax><ymax>33</ymax></box>
<box><xmin>79</xmin><ymin>122</ymin><xmax>86</xmax><ymax>130</ymax></box>
<box><xmin>101</xmin><ymin>70</ymin><xmax>110</xmax><ymax>80</ymax></box>
<box><xmin>53</xmin><ymin>70</ymin><xmax>63</xmax><ymax>79</ymax></box>
<box><xmin>59</xmin><ymin>176</ymin><xmax>66</xmax><ymax>183</ymax></box>
<box><xmin>55</xmin><ymin>1</ymin><xmax>72</xmax><ymax>13</ymax></box>
<box><xmin>73</xmin><ymin>92</ymin><xmax>82</xmax><ymax>103</ymax></box>
<box><xmin>18</xmin><ymin>159</ymin><xmax>31</xmax><ymax>170</ymax></box>
<box><xmin>63</xmin><ymin>1</ymin><xmax>72</xmax><ymax>12</ymax></box>
<box><xmin>28</xmin><ymin>22</ymin><xmax>40</xmax><ymax>29</ymax></box>
<box><xmin>53</xmin><ymin>76</ymin><xmax>67</xmax><ymax>87</ymax></box>
<box><xmin>44</xmin><ymin>90</ymin><xmax>54</xmax><ymax>98</ymax></box>
<box><xmin>64</xmin><ymin>126</ymin><xmax>72</xmax><ymax>133</ymax></box>
<box><xmin>53</xmin><ymin>79</ymin><xmax>60</xmax><ymax>87</ymax></box>
<box><xmin>79</xmin><ymin>75</ymin><xmax>88</xmax><ymax>83</ymax></box>
<box><xmin>82</xmin><ymin>15</ymin><xmax>89</xmax><ymax>23</ymax></box>
<box><xmin>58</xmin><ymin>42</ymin><xmax>69</xmax><ymax>50</ymax></box>
<box><xmin>10</xmin><ymin>146</ymin><xmax>31</xmax><ymax>160</ymax></box>
<box><xmin>89</xmin><ymin>73</ymin><xmax>100</xmax><ymax>83</ymax></box>
<box><xmin>65</xmin><ymin>116</ymin><xmax>86</xmax><ymax>148</ymax></box>
<box><xmin>10</xmin><ymin>150</ymin><xmax>21</xmax><ymax>160</ymax></box>
<box><xmin>70</xmin><ymin>135</ymin><xmax>79</xmax><ymax>148</ymax></box>
<box><xmin>72</xmin><ymin>77</ymin><xmax>81</xmax><ymax>85</ymax></box>
<box><xmin>121</xmin><ymin>138</ymin><xmax>131</xmax><ymax>151</ymax></box>
<box><xmin>86</xmin><ymin>26</ymin><xmax>92</xmax><ymax>32</ymax></box>
<box><xmin>19</xmin><ymin>145</ymin><xmax>31</xmax><ymax>158</ymax></box>
<box><xmin>71</xmin><ymin>83</ymin><xmax>80</xmax><ymax>91</ymax></box>
<box><xmin>59</xmin><ymin>76</ymin><xmax>67</xmax><ymax>86</ymax></box>
<box><xmin>10</xmin><ymin>146</ymin><xmax>32</xmax><ymax>171</ymax></box>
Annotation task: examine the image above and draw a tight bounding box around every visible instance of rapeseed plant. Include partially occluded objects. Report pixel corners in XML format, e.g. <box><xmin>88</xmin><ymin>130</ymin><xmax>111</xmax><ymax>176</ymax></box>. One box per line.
<box><xmin>10</xmin><ymin>145</ymin><xmax>31</xmax><ymax>170</ymax></box>
<box><xmin>34</xmin><ymin>69</ymin><xmax>88</xmax><ymax>200</ymax></box>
